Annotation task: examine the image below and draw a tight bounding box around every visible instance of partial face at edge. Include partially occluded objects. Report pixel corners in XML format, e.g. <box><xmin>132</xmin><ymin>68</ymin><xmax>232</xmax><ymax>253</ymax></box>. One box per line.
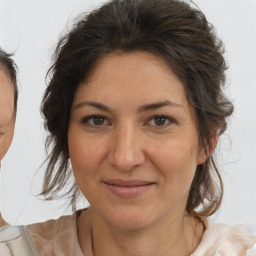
<box><xmin>68</xmin><ymin>51</ymin><xmax>207</xmax><ymax>229</ymax></box>
<box><xmin>0</xmin><ymin>70</ymin><xmax>15</xmax><ymax>161</ymax></box>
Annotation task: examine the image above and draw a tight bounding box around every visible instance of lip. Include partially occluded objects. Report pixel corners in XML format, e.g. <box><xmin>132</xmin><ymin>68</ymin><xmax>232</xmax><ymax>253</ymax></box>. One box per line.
<box><xmin>103</xmin><ymin>179</ymin><xmax>156</xmax><ymax>199</ymax></box>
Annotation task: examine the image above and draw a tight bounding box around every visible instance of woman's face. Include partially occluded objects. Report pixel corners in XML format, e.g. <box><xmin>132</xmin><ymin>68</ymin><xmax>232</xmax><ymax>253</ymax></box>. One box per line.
<box><xmin>68</xmin><ymin>51</ymin><xmax>206</xmax><ymax>229</ymax></box>
<box><xmin>0</xmin><ymin>70</ymin><xmax>15</xmax><ymax>161</ymax></box>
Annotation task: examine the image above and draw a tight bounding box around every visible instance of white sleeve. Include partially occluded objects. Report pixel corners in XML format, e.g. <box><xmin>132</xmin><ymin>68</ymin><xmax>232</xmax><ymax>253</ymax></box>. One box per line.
<box><xmin>0</xmin><ymin>243</ymin><xmax>12</xmax><ymax>256</ymax></box>
<box><xmin>245</xmin><ymin>220</ymin><xmax>256</xmax><ymax>235</ymax></box>
<box><xmin>246</xmin><ymin>244</ymin><xmax>256</xmax><ymax>256</ymax></box>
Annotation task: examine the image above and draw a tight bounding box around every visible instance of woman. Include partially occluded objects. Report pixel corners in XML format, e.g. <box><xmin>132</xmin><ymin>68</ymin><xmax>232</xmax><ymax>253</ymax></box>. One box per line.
<box><xmin>0</xmin><ymin>48</ymin><xmax>18</xmax><ymax>227</ymax></box>
<box><xmin>5</xmin><ymin>0</ymin><xmax>256</xmax><ymax>255</ymax></box>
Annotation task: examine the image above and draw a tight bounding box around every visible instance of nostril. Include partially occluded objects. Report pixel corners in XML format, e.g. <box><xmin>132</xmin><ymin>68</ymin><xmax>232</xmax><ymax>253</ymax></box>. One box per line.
<box><xmin>108</xmin><ymin>131</ymin><xmax>146</xmax><ymax>171</ymax></box>
<box><xmin>109</xmin><ymin>151</ymin><xmax>143</xmax><ymax>172</ymax></box>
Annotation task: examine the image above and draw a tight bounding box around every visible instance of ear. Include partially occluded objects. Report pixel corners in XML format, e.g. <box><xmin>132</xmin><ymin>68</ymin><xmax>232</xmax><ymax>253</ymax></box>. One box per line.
<box><xmin>197</xmin><ymin>134</ymin><xmax>218</xmax><ymax>165</ymax></box>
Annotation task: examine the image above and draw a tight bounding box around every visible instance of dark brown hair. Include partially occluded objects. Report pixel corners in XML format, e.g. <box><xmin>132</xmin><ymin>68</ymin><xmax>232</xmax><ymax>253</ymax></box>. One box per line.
<box><xmin>0</xmin><ymin>48</ymin><xmax>18</xmax><ymax>109</ymax></box>
<box><xmin>41</xmin><ymin>0</ymin><xmax>233</xmax><ymax>216</ymax></box>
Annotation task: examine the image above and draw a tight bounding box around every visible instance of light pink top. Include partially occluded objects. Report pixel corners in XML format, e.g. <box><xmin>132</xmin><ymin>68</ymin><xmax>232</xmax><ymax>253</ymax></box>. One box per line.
<box><xmin>27</xmin><ymin>210</ymin><xmax>256</xmax><ymax>256</ymax></box>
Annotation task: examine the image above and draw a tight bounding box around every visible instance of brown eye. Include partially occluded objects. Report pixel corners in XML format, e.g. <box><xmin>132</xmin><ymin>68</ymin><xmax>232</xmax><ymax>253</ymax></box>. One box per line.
<box><xmin>92</xmin><ymin>117</ymin><xmax>105</xmax><ymax>126</ymax></box>
<box><xmin>147</xmin><ymin>115</ymin><xmax>173</xmax><ymax>128</ymax></box>
<box><xmin>82</xmin><ymin>115</ymin><xmax>109</xmax><ymax>127</ymax></box>
<box><xmin>154</xmin><ymin>117</ymin><xmax>168</xmax><ymax>126</ymax></box>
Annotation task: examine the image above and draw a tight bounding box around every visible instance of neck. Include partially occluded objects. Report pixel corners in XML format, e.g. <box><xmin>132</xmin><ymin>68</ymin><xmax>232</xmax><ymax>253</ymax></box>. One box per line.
<box><xmin>77</xmin><ymin>208</ymin><xmax>204</xmax><ymax>256</ymax></box>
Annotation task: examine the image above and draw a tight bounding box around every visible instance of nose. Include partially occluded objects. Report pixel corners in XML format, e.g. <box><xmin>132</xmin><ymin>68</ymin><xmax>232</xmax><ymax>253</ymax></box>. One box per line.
<box><xmin>108</xmin><ymin>125</ymin><xmax>146</xmax><ymax>172</ymax></box>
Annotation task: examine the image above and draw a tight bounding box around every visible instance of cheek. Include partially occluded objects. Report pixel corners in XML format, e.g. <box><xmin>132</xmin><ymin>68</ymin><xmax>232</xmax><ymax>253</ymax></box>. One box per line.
<box><xmin>0</xmin><ymin>127</ymin><xmax>15</xmax><ymax>161</ymax></box>
<box><xmin>68</xmin><ymin>131</ymin><xmax>109</xmax><ymax>200</ymax></box>
<box><xmin>150</xmin><ymin>137</ymin><xmax>199</xmax><ymax>184</ymax></box>
<box><xmin>0</xmin><ymin>139</ymin><xmax>8</xmax><ymax>160</ymax></box>
<box><xmin>151</xmin><ymin>139</ymin><xmax>199</xmax><ymax>208</ymax></box>
<box><xmin>0</xmin><ymin>135</ymin><xmax>13</xmax><ymax>160</ymax></box>
<box><xmin>68</xmin><ymin>131</ymin><xmax>106</xmax><ymax>177</ymax></box>
<box><xmin>152</xmin><ymin>136</ymin><xmax>198</xmax><ymax>164</ymax></box>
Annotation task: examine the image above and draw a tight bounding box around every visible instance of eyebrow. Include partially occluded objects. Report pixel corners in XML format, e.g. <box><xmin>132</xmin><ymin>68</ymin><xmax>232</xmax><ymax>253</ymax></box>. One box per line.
<box><xmin>72</xmin><ymin>100</ymin><xmax>184</xmax><ymax>113</ymax></box>
<box><xmin>73</xmin><ymin>101</ymin><xmax>112</xmax><ymax>112</ymax></box>
<box><xmin>137</xmin><ymin>100</ymin><xmax>184</xmax><ymax>112</ymax></box>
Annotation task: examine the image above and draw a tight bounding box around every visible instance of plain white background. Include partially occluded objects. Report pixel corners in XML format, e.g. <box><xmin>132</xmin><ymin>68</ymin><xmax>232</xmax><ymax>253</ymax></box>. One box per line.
<box><xmin>0</xmin><ymin>0</ymin><xmax>255</xmax><ymax>225</ymax></box>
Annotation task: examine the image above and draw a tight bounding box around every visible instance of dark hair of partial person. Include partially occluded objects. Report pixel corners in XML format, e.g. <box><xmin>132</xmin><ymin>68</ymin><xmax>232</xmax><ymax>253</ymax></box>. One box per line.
<box><xmin>0</xmin><ymin>48</ymin><xmax>18</xmax><ymax>109</ymax></box>
<box><xmin>40</xmin><ymin>0</ymin><xmax>234</xmax><ymax>217</ymax></box>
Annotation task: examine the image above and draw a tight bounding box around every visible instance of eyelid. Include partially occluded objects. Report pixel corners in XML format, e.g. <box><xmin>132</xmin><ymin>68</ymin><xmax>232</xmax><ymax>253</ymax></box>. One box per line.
<box><xmin>79</xmin><ymin>114</ymin><xmax>176</xmax><ymax>128</ymax></box>
<box><xmin>81</xmin><ymin>115</ymin><xmax>104</xmax><ymax>122</ymax></box>
<box><xmin>81</xmin><ymin>115</ymin><xmax>111</xmax><ymax>126</ymax></box>
<box><xmin>145</xmin><ymin>115</ymin><xmax>176</xmax><ymax>127</ymax></box>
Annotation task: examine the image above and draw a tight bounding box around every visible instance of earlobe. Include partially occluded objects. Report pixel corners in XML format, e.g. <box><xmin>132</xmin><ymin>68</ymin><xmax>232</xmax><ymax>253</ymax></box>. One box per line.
<box><xmin>197</xmin><ymin>135</ymin><xmax>218</xmax><ymax>164</ymax></box>
<box><xmin>197</xmin><ymin>148</ymin><xmax>207</xmax><ymax>165</ymax></box>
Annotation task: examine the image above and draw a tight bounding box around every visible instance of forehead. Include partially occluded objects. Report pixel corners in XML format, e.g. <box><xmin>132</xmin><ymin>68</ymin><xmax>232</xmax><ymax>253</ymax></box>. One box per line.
<box><xmin>73</xmin><ymin>51</ymin><xmax>198</xmax><ymax>125</ymax></box>
<box><xmin>0</xmin><ymin>68</ymin><xmax>14</xmax><ymax>89</ymax></box>
<box><xmin>0</xmin><ymin>70</ymin><xmax>15</xmax><ymax>125</ymax></box>
<box><xmin>89</xmin><ymin>51</ymin><xmax>176</xmax><ymax>80</ymax></box>
<box><xmin>76</xmin><ymin>51</ymin><xmax>184</xmax><ymax>106</ymax></box>
<box><xmin>81</xmin><ymin>51</ymin><xmax>185</xmax><ymax>98</ymax></box>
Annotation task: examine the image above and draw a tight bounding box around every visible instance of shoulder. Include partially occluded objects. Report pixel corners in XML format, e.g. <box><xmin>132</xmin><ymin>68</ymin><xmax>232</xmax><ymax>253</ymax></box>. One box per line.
<box><xmin>0</xmin><ymin>225</ymin><xmax>38</xmax><ymax>255</ymax></box>
<box><xmin>192</xmin><ymin>221</ymin><xmax>256</xmax><ymax>256</ymax></box>
<box><xmin>27</xmin><ymin>209</ymin><xmax>85</xmax><ymax>256</ymax></box>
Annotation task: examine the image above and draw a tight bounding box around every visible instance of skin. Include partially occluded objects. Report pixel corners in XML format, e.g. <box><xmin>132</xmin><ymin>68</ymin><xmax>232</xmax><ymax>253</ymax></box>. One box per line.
<box><xmin>0</xmin><ymin>69</ymin><xmax>15</xmax><ymax>161</ymax></box>
<box><xmin>0</xmin><ymin>69</ymin><xmax>15</xmax><ymax>227</ymax></box>
<box><xmin>68</xmin><ymin>51</ymin><xmax>209</xmax><ymax>256</ymax></box>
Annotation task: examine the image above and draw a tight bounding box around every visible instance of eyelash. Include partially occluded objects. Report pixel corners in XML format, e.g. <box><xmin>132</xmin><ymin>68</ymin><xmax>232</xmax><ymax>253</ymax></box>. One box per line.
<box><xmin>81</xmin><ymin>115</ymin><xmax>111</xmax><ymax>127</ymax></box>
<box><xmin>145</xmin><ymin>115</ymin><xmax>175</xmax><ymax>128</ymax></box>
<box><xmin>81</xmin><ymin>115</ymin><xmax>175</xmax><ymax>128</ymax></box>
